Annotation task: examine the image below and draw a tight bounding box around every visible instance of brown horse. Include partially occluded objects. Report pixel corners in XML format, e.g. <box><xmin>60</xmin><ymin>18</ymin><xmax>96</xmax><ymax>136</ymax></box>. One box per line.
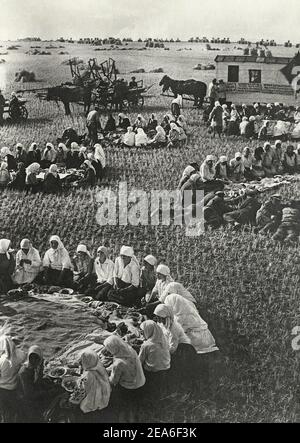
<box><xmin>46</xmin><ymin>84</ymin><xmax>93</xmax><ymax>116</ymax></box>
<box><xmin>159</xmin><ymin>75</ymin><xmax>207</xmax><ymax>107</ymax></box>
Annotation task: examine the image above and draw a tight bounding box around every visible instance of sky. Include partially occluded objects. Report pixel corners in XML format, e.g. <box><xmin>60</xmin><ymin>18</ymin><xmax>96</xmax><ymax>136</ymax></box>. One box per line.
<box><xmin>0</xmin><ymin>0</ymin><xmax>299</xmax><ymax>42</ymax></box>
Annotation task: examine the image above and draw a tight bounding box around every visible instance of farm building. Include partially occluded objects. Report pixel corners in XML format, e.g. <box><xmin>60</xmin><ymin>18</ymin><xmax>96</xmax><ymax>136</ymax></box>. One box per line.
<box><xmin>215</xmin><ymin>54</ymin><xmax>300</xmax><ymax>105</ymax></box>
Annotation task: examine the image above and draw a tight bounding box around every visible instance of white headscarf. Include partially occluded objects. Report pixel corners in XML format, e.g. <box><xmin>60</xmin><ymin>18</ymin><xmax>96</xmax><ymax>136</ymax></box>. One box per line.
<box><xmin>28</xmin><ymin>143</ymin><xmax>37</xmax><ymax>152</ymax></box>
<box><xmin>26</xmin><ymin>162</ymin><xmax>40</xmax><ymax>177</ymax></box>
<box><xmin>156</xmin><ymin>126</ymin><xmax>166</xmax><ymax>136</ymax></box>
<box><xmin>135</xmin><ymin>128</ymin><xmax>148</xmax><ymax>146</ymax></box>
<box><xmin>160</xmin><ymin>281</ymin><xmax>196</xmax><ymax>304</ymax></box>
<box><xmin>144</xmin><ymin>255</ymin><xmax>157</xmax><ymax>267</ymax></box>
<box><xmin>49</xmin><ymin>164</ymin><xmax>58</xmax><ymax>177</ymax></box>
<box><xmin>0</xmin><ymin>239</ymin><xmax>11</xmax><ymax>259</ymax></box>
<box><xmin>94</xmin><ymin>144</ymin><xmax>106</xmax><ymax>168</ymax></box>
<box><xmin>79</xmin><ymin>351</ymin><xmax>111</xmax><ymax>414</ymax></box>
<box><xmin>120</xmin><ymin>245</ymin><xmax>134</xmax><ymax>257</ymax></box>
<box><xmin>71</xmin><ymin>142</ymin><xmax>80</xmax><ymax>152</ymax></box>
<box><xmin>156</xmin><ymin>264</ymin><xmax>171</xmax><ymax>277</ymax></box>
<box><xmin>83</xmin><ymin>159</ymin><xmax>96</xmax><ymax>175</ymax></box>
<box><xmin>76</xmin><ymin>244</ymin><xmax>91</xmax><ymax>258</ymax></box>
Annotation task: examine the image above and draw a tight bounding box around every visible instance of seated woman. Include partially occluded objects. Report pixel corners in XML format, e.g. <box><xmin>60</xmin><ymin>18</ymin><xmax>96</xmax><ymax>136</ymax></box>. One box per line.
<box><xmin>262</xmin><ymin>142</ymin><xmax>276</xmax><ymax>177</ymax></box>
<box><xmin>43</xmin><ymin>164</ymin><xmax>62</xmax><ymax>194</ymax></box>
<box><xmin>139</xmin><ymin>255</ymin><xmax>157</xmax><ymax>301</ymax></box>
<box><xmin>1</xmin><ymin>147</ymin><xmax>17</xmax><ymax>171</ymax></box>
<box><xmin>103</xmin><ymin>336</ymin><xmax>145</xmax><ymax>423</ymax></box>
<box><xmin>108</xmin><ymin>246</ymin><xmax>140</xmax><ymax>307</ymax></box>
<box><xmin>160</xmin><ymin>281</ymin><xmax>196</xmax><ymax>304</ymax></box>
<box><xmin>56</xmin><ymin>143</ymin><xmax>68</xmax><ymax>166</ymax></box>
<box><xmin>239</xmin><ymin>117</ymin><xmax>249</xmax><ymax>137</ymax></box>
<box><xmin>142</xmin><ymin>264</ymin><xmax>174</xmax><ymax>316</ymax></box>
<box><xmin>147</xmin><ymin>114</ymin><xmax>158</xmax><ymax>132</ymax></box>
<box><xmin>178</xmin><ymin>164</ymin><xmax>199</xmax><ymax>190</ymax></box>
<box><xmin>77</xmin><ymin>160</ymin><xmax>96</xmax><ymax>188</ymax></box>
<box><xmin>104</xmin><ymin>114</ymin><xmax>116</xmax><ymax>133</ymax></box>
<box><xmin>89</xmin><ymin>246</ymin><xmax>114</xmax><ymax>300</ymax></box>
<box><xmin>242</xmin><ymin>147</ymin><xmax>257</xmax><ymax>181</ymax></box>
<box><xmin>199</xmin><ymin>155</ymin><xmax>224</xmax><ymax>192</ymax></box>
<box><xmin>25</xmin><ymin>162</ymin><xmax>43</xmax><ymax>193</ymax></box>
<box><xmin>74</xmin><ymin>351</ymin><xmax>111</xmax><ymax>417</ymax></box>
<box><xmin>258</xmin><ymin>121</ymin><xmax>269</xmax><ymax>141</ymax></box>
<box><xmin>227</xmin><ymin>105</ymin><xmax>240</xmax><ymax>136</ymax></box>
<box><xmin>18</xmin><ymin>346</ymin><xmax>63</xmax><ymax>422</ymax></box>
<box><xmin>139</xmin><ymin>320</ymin><xmax>170</xmax><ymax>398</ymax></box>
<box><xmin>167</xmin><ymin>123</ymin><xmax>181</xmax><ymax>148</ymax></box>
<box><xmin>252</xmin><ymin>147</ymin><xmax>266</xmax><ymax>179</ymax></box>
<box><xmin>15</xmin><ymin>143</ymin><xmax>27</xmax><ymax>165</ymax></box>
<box><xmin>78</xmin><ymin>146</ymin><xmax>88</xmax><ymax>166</ymax></box>
<box><xmin>177</xmin><ymin>124</ymin><xmax>187</xmax><ymax>143</ymax></box>
<box><xmin>154</xmin><ymin>304</ymin><xmax>196</xmax><ymax>387</ymax></box>
<box><xmin>13</xmin><ymin>239</ymin><xmax>41</xmax><ymax>285</ymax></box>
<box><xmin>94</xmin><ymin>144</ymin><xmax>106</xmax><ymax>180</ymax></box>
<box><xmin>118</xmin><ymin>113</ymin><xmax>131</xmax><ymax>131</ymax></box>
<box><xmin>66</xmin><ymin>142</ymin><xmax>81</xmax><ymax>170</ymax></box>
<box><xmin>0</xmin><ymin>162</ymin><xmax>11</xmax><ymax>188</ymax></box>
<box><xmin>229</xmin><ymin>152</ymin><xmax>245</xmax><ymax>182</ymax></box>
<box><xmin>26</xmin><ymin>143</ymin><xmax>41</xmax><ymax>167</ymax></box>
<box><xmin>123</xmin><ymin>127</ymin><xmax>135</xmax><ymax>147</ymax></box>
<box><xmin>133</xmin><ymin>114</ymin><xmax>147</xmax><ymax>131</ymax></box>
<box><xmin>0</xmin><ymin>335</ymin><xmax>26</xmax><ymax>422</ymax></box>
<box><xmin>273</xmin><ymin>140</ymin><xmax>283</xmax><ymax>174</ymax></box>
<box><xmin>147</xmin><ymin>126</ymin><xmax>167</xmax><ymax>148</ymax></box>
<box><xmin>72</xmin><ymin>244</ymin><xmax>94</xmax><ymax>292</ymax></box>
<box><xmin>160</xmin><ymin>115</ymin><xmax>171</xmax><ymax>135</ymax></box>
<box><xmin>42</xmin><ymin>235</ymin><xmax>73</xmax><ymax>287</ymax></box>
<box><xmin>0</xmin><ymin>239</ymin><xmax>15</xmax><ymax>293</ymax></box>
<box><xmin>215</xmin><ymin>156</ymin><xmax>230</xmax><ymax>182</ymax></box>
<box><xmin>8</xmin><ymin>162</ymin><xmax>26</xmax><ymax>191</ymax></box>
<box><xmin>135</xmin><ymin>128</ymin><xmax>148</xmax><ymax>147</ymax></box>
<box><xmin>41</xmin><ymin>143</ymin><xmax>57</xmax><ymax>169</ymax></box>
<box><xmin>245</xmin><ymin>115</ymin><xmax>257</xmax><ymax>139</ymax></box>
<box><xmin>282</xmin><ymin>145</ymin><xmax>297</xmax><ymax>174</ymax></box>
<box><xmin>164</xmin><ymin>293</ymin><xmax>219</xmax><ymax>355</ymax></box>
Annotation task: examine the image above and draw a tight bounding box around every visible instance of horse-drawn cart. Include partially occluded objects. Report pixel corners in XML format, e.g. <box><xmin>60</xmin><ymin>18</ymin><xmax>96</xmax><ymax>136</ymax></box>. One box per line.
<box><xmin>3</xmin><ymin>99</ymin><xmax>29</xmax><ymax>122</ymax></box>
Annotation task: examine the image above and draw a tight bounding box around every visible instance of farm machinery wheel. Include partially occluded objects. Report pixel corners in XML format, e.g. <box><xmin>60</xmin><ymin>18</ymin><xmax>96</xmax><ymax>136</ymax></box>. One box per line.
<box><xmin>9</xmin><ymin>105</ymin><xmax>29</xmax><ymax>122</ymax></box>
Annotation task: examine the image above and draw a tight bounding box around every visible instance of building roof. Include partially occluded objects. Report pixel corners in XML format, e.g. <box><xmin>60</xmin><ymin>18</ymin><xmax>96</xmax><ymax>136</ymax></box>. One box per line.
<box><xmin>215</xmin><ymin>55</ymin><xmax>292</xmax><ymax>65</ymax></box>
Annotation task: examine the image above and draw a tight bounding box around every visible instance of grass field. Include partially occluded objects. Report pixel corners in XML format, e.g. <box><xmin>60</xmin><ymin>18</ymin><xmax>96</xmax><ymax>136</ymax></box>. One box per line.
<box><xmin>0</xmin><ymin>41</ymin><xmax>300</xmax><ymax>423</ymax></box>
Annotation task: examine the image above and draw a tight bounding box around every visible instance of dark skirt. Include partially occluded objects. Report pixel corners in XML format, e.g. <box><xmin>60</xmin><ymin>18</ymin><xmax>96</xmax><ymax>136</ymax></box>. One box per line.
<box><xmin>43</xmin><ymin>268</ymin><xmax>74</xmax><ymax>288</ymax></box>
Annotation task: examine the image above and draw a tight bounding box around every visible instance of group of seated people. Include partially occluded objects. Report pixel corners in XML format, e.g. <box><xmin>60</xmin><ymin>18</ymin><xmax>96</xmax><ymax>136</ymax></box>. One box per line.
<box><xmin>0</xmin><ymin>142</ymin><xmax>106</xmax><ymax>192</ymax></box>
<box><xmin>179</xmin><ymin>142</ymin><xmax>300</xmax><ymax>198</ymax></box>
<box><xmin>0</xmin><ymin>241</ymin><xmax>218</xmax><ymax>422</ymax></box>
<box><xmin>207</xmin><ymin>101</ymin><xmax>300</xmax><ymax>139</ymax></box>
<box><xmin>119</xmin><ymin>113</ymin><xmax>188</xmax><ymax>148</ymax></box>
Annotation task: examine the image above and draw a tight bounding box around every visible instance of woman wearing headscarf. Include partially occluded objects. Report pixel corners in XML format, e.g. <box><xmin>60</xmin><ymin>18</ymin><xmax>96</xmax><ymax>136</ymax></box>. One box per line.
<box><xmin>25</xmin><ymin>162</ymin><xmax>42</xmax><ymax>193</ymax></box>
<box><xmin>94</xmin><ymin>143</ymin><xmax>106</xmax><ymax>180</ymax></box>
<box><xmin>72</xmin><ymin>244</ymin><xmax>94</xmax><ymax>292</ymax></box>
<box><xmin>78</xmin><ymin>146</ymin><xmax>88</xmax><ymax>165</ymax></box>
<box><xmin>87</xmin><ymin>153</ymin><xmax>100</xmax><ymax>182</ymax></box>
<box><xmin>1</xmin><ymin>147</ymin><xmax>16</xmax><ymax>171</ymax></box>
<box><xmin>141</xmin><ymin>264</ymin><xmax>174</xmax><ymax>316</ymax></box>
<box><xmin>26</xmin><ymin>143</ymin><xmax>41</xmax><ymax>166</ymax></box>
<box><xmin>147</xmin><ymin>126</ymin><xmax>167</xmax><ymax>148</ymax></box>
<box><xmin>139</xmin><ymin>320</ymin><xmax>170</xmax><ymax>397</ymax></box>
<box><xmin>200</xmin><ymin>155</ymin><xmax>224</xmax><ymax>194</ymax></box>
<box><xmin>209</xmin><ymin>101</ymin><xmax>223</xmax><ymax>138</ymax></box>
<box><xmin>215</xmin><ymin>156</ymin><xmax>230</xmax><ymax>182</ymax></box>
<box><xmin>239</xmin><ymin>117</ymin><xmax>249</xmax><ymax>137</ymax></box>
<box><xmin>273</xmin><ymin>140</ymin><xmax>283</xmax><ymax>174</ymax></box>
<box><xmin>229</xmin><ymin>152</ymin><xmax>245</xmax><ymax>182</ymax></box>
<box><xmin>77</xmin><ymin>351</ymin><xmax>111</xmax><ymax>414</ymax></box>
<box><xmin>135</xmin><ymin>128</ymin><xmax>148</xmax><ymax>147</ymax></box>
<box><xmin>153</xmin><ymin>304</ymin><xmax>196</xmax><ymax>387</ymax></box>
<box><xmin>161</xmin><ymin>115</ymin><xmax>171</xmax><ymax>135</ymax></box>
<box><xmin>0</xmin><ymin>162</ymin><xmax>11</xmax><ymax>187</ymax></box>
<box><xmin>42</xmin><ymin>235</ymin><xmax>73</xmax><ymax>287</ymax></box>
<box><xmin>262</xmin><ymin>142</ymin><xmax>276</xmax><ymax>177</ymax></box>
<box><xmin>123</xmin><ymin>126</ymin><xmax>136</xmax><ymax>147</ymax></box>
<box><xmin>109</xmin><ymin>246</ymin><xmax>140</xmax><ymax>307</ymax></box>
<box><xmin>43</xmin><ymin>164</ymin><xmax>62</xmax><ymax>194</ymax></box>
<box><xmin>140</xmin><ymin>255</ymin><xmax>157</xmax><ymax>301</ymax></box>
<box><xmin>147</xmin><ymin>114</ymin><xmax>158</xmax><ymax>132</ymax></box>
<box><xmin>0</xmin><ymin>239</ymin><xmax>15</xmax><ymax>293</ymax></box>
<box><xmin>15</xmin><ymin>143</ymin><xmax>27</xmax><ymax>166</ymax></box>
<box><xmin>8</xmin><ymin>162</ymin><xmax>26</xmax><ymax>191</ymax></box>
<box><xmin>242</xmin><ymin>147</ymin><xmax>256</xmax><ymax>181</ymax></box>
<box><xmin>164</xmin><ymin>294</ymin><xmax>219</xmax><ymax>355</ymax></box>
<box><xmin>41</xmin><ymin>143</ymin><xmax>57</xmax><ymax>169</ymax></box>
<box><xmin>282</xmin><ymin>145</ymin><xmax>297</xmax><ymax>174</ymax></box>
<box><xmin>103</xmin><ymin>335</ymin><xmax>145</xmax><ymax>422</ymax></box>
<box><xmin>66</xmin><ymin>142</ymin><xmax>81</xmax><ymax>170</ymax></box>
<box><xmin>13</xmin><ymin>239</ymin><xmax>41</xmax><ymax>285</ymax></box>
<box><xmin>56</xmin><ymin>143</ymin><xmax>68</xmax><ymax>166</ymax></box>
<box><xmin>227</xmin><ymin>104</ymin><xmax>240</xmax><ymax>136</ymax></box>
<box><xmin>0</xmin><ymin>335</ymin><xmax>26</xmax><ymax>421</ymax></box>
<box><xmin>160</xmin><ymin>281</ymin><xmax>196</xmax><ymax>304</ymax></box>
<box><xmin>222</xmin><ymin>104</ymin><xmax>230</xmax><ymax>133</ymax></box>
<box><xmin>90</xmin><ymin>246</ymin><xmax>114</xmax><ymax>300</ymax></box>
<box><xmin>133</xmin><ymin>114</ymin><xmax>147</xmax><ymax>131</ymax></box>
<box><xmin>118</xmin><ymin>113</ymin><xmax>131</xmax><ymax>131</ymax></box>
<box><xmin>178</xmin><ymin>164</ymin><xmax>199</xmax><ymax>190</ymax></box>
<box><xmin>104</xmin><ymin>114</ymin><xmax>116</xmax><ymax>133</ymax></box>
<box><xmin>167</xmin><ymin>122</ymin><xmax>181</xmax><ymax>148</ymax></box>
<box><xmin>77</xmin><ymin>160</ymin><xmax>96</xmax><ymax>188</ymax></box>
<box><xmin>252</xmin><ymin>146</ymin><xmax>265</xmax><ymax>178</ymax></box>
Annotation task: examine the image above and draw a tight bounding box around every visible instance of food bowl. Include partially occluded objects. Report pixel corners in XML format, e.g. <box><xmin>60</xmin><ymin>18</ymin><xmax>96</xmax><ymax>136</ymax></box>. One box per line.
<box><xmin>61</xmin><ymin>376</ymin><xmax>78</xmax><ymax>392</ymax></box>
<box><xmin>48</xmin><ymin>367</ymin><xmax>67</xmax><ymax>378</ymax></box>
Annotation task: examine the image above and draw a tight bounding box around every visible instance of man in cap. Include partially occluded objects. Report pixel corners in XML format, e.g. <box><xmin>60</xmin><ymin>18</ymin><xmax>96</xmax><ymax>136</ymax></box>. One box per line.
<box><xmin>204</xmin><ymin>191</ymin><xmax>233</xmax><ymax>229</ymax></box>
<box><xmin>0</xmin><ymin>88</ymin><xmax>6</xmax><ymax>125</ymax></box>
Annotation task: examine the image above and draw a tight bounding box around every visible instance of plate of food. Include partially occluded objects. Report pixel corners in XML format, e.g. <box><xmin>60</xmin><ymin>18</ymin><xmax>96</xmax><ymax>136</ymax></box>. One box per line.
<box><xmin>61</xmin><ymin>376</ymin><xmax>78</xmax><ymax>393</ymax></box>
<box><xmin>48</xmin><ymin>367</ymin><xmax>67</xmax><ymax>378</ymax></box>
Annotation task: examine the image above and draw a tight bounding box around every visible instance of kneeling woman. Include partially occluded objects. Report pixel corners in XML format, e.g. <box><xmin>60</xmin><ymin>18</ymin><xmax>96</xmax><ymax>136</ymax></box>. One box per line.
<box><xmin>147</xmin><ymin>126</ymin><xmax>167</xmax><ymax>148</ymax></box>
<box><xmin>43</xmin><ymin>164</ymin><xmax>62</xmax><ymax>194</ymax></box>
<box><xmin>77</xmin><ymin>160</ymin><xmax>96</xmax><ymax>188</ymax></box>
<box><xmin>139</xmin><ymin>320</ymin><xmax>170</xmax><ymax>398</ymax></box>
<box><xmin>42</xmin><ymin>235</ymin><xmax>73</xmax><ymax>287</ymax></box>
<box><xmin>13</xmin><ymin>239</ymin><xmax>42</xmax><ymax>285</ymax></box>
<box><xmin>103</xmin><ymin>336</ymin><xmax>145</xmax><ymax>423</ymax></box>
<box><xmin>25</xmin><ymin>163</ymin><xmax>43</xmax><ymax>194</ymax></box>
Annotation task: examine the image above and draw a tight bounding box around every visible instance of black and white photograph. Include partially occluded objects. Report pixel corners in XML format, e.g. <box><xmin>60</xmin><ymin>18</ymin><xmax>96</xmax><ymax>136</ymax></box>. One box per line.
<box><xmin>0</xmin><ymin>0</ymin><xmax>299</xmax><ymax>425</ymax></box>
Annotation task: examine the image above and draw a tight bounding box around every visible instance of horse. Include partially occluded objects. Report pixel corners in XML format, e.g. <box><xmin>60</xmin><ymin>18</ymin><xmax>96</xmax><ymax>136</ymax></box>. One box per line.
<box><xmin>46</xmin><ymin>84</ymin><xmax>93</xmax><ymax>116</ymax></box>
<box><xmin>159</xmin><ymin>75</ymin><xmax>207</xmax><ymax>107</ymax></box>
